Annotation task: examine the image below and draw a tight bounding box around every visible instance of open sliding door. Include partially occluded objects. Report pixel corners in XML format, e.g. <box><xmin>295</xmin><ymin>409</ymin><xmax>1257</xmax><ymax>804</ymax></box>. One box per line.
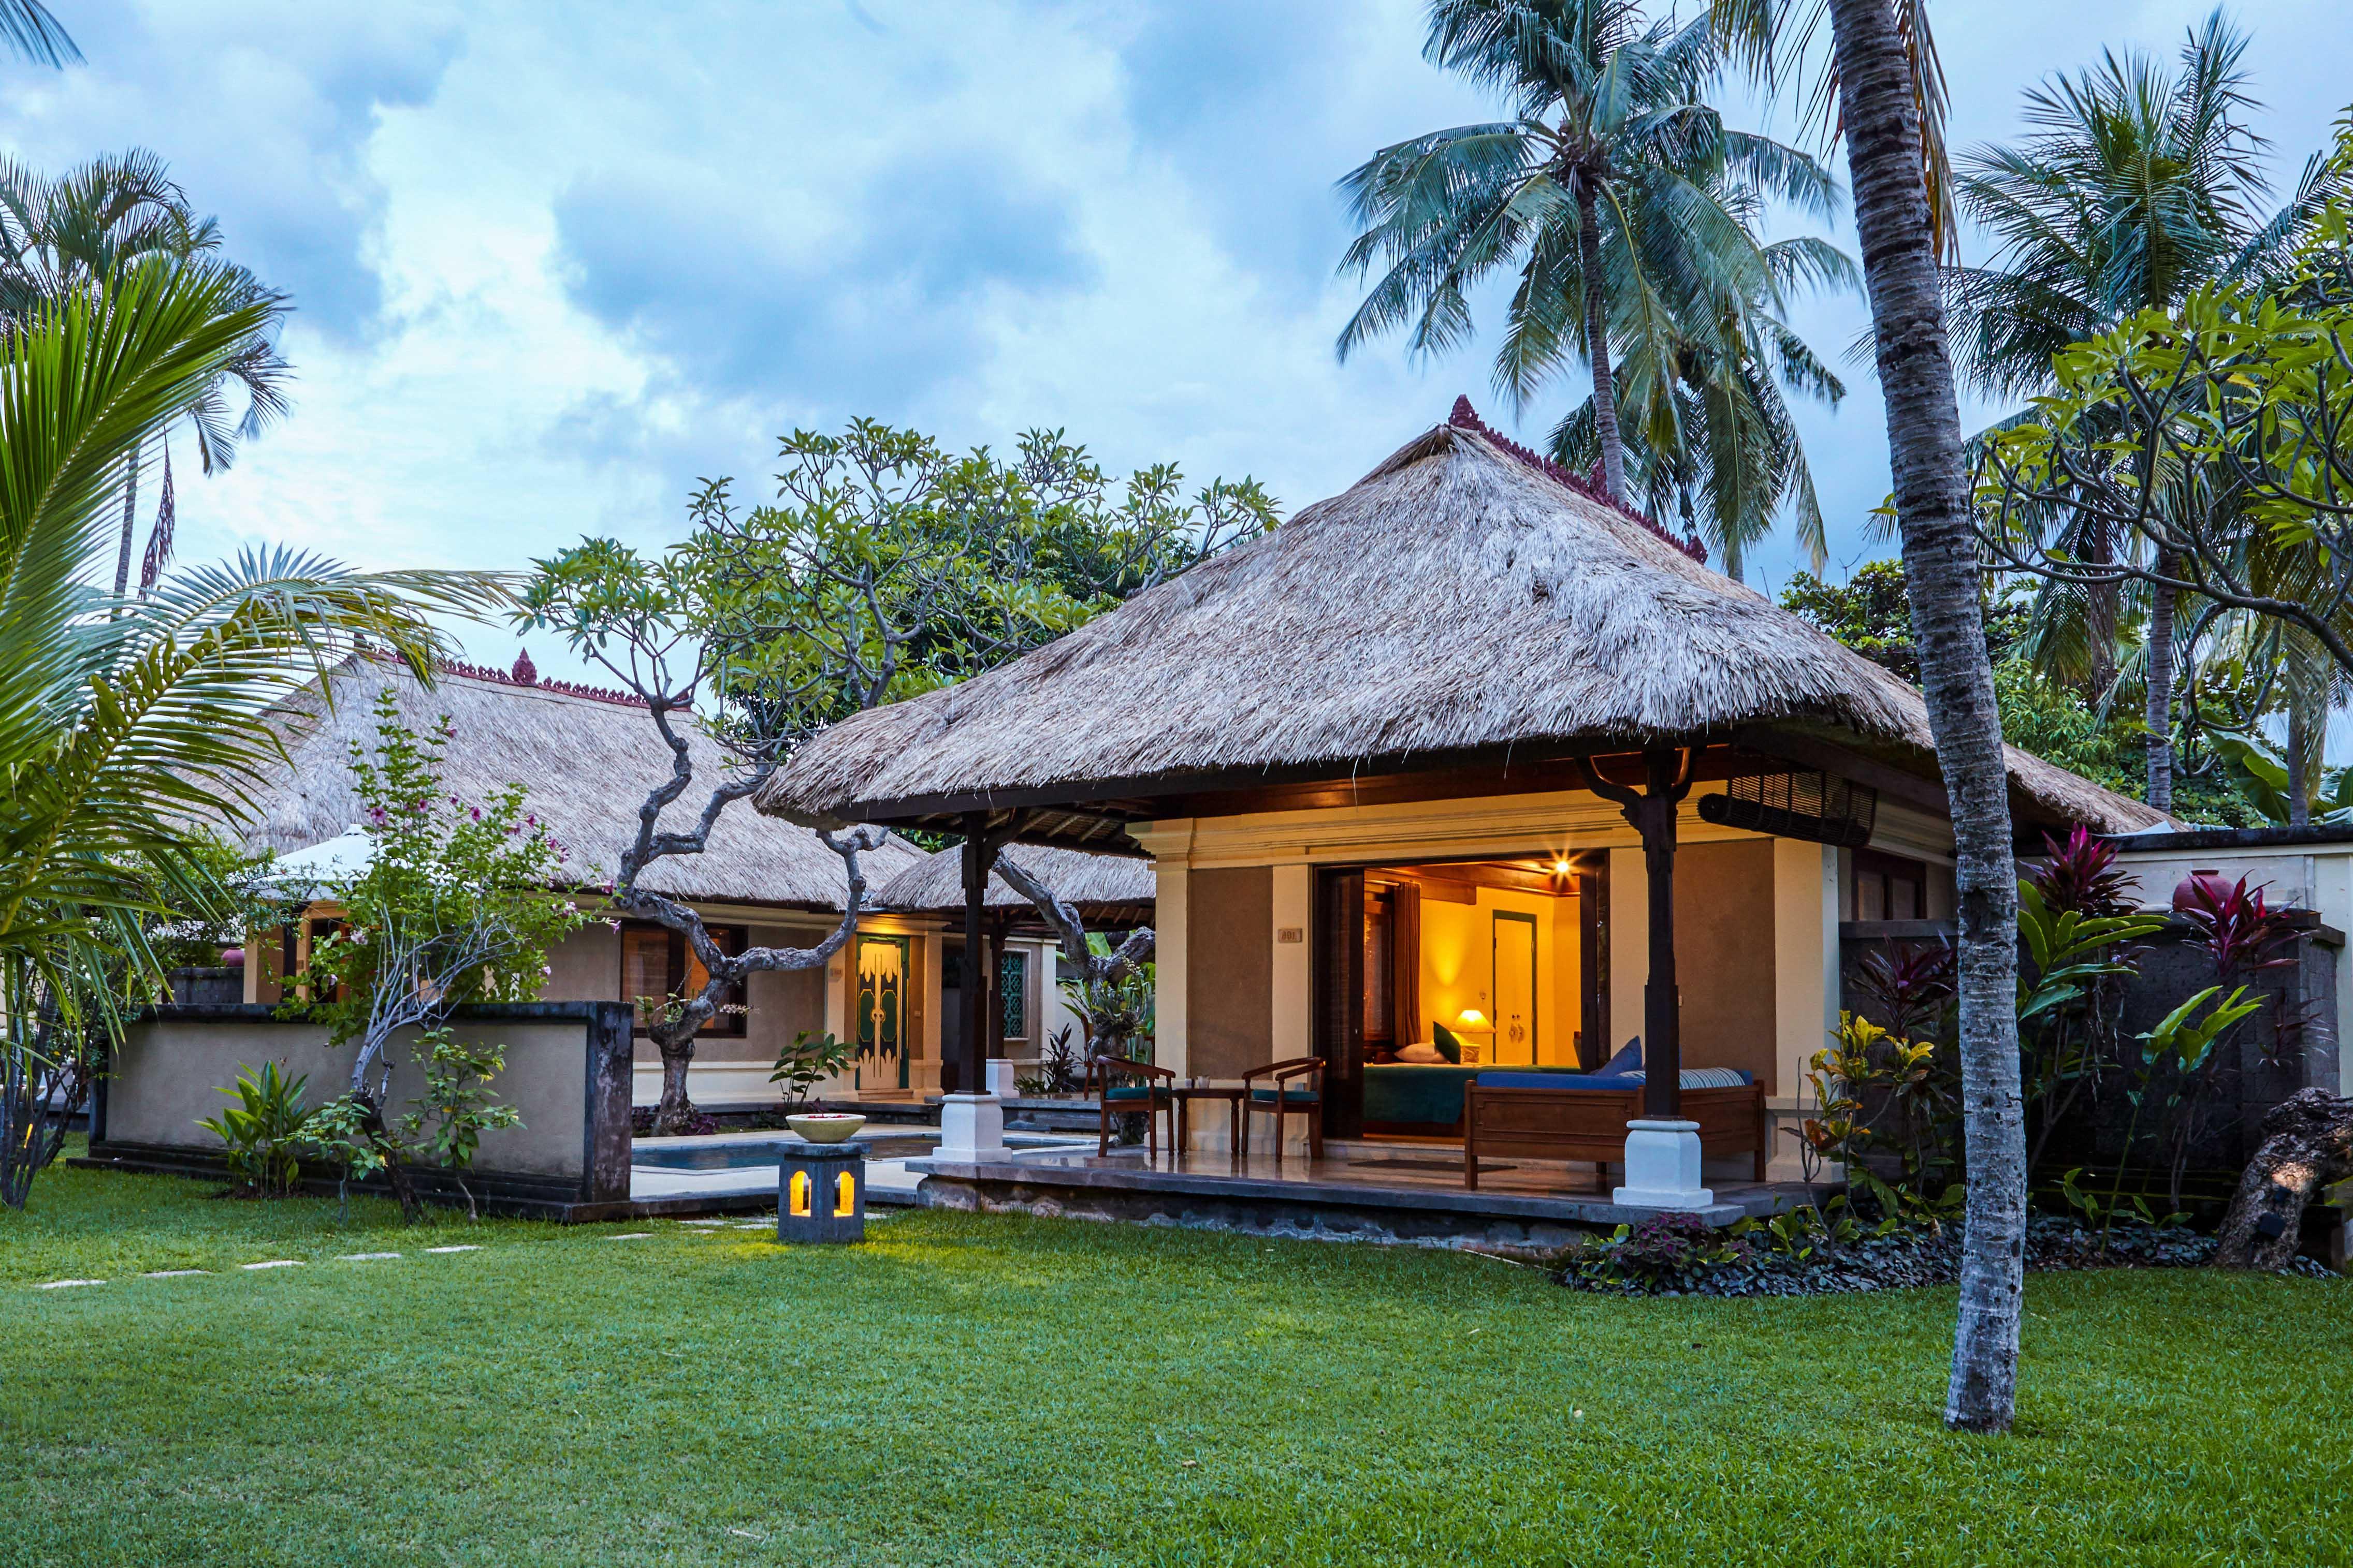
<box><xmin>1313</xmin><ymin>868</ymin><xmax>1365</xmax><ymax>1139</ymax></box>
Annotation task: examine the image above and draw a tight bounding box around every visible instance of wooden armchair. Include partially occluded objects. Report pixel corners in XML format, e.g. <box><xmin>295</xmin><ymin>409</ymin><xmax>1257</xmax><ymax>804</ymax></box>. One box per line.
<box><xmin>1092</xmin><ymin>1054</ymin><xmax>1175</xmax><ymax>1158</ymax></box>
<box><xmin>1240</xmin><ymin>1057</ymin><xmax>1325</xmax><ymax>1162</ymax></box>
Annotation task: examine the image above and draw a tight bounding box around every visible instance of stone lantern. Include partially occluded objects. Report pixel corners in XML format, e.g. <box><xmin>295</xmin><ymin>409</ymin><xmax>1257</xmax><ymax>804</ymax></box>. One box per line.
<box><xmin>777</xmin><ymin>1140</ymin><xmax>868</xmax><ymax>1243</ymax></box>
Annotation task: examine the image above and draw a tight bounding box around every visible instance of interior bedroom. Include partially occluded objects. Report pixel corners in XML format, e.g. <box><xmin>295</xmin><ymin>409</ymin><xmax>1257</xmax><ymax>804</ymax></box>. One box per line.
<box><xmin>1343</xmin><ymin>855</ymin><xmax>1605</xmax><ymax>1142</ymax></box>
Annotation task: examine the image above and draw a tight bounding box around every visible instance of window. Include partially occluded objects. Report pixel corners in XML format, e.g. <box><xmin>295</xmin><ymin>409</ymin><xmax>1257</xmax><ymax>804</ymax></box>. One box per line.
<box><xmin>1853</xmin><ymin>850</ymin><xmax>1927</xmax><ymax>922</ymax></box>
<box><xmin>999</xmin><ymin>949</ymin><xmax>1029</xmax><ymax>1042</ymax></box>
<box><xmin>620</xmin><ymin>922</ymin><xmax>747</xmax><ymax>1036</ymax></box>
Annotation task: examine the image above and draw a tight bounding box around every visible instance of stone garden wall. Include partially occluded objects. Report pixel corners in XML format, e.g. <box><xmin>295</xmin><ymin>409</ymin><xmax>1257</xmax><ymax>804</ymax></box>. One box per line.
<box><xmin>80</xmin><ymin>1002</ymin><xmax>636</xmax><ymax>1220</ymax></box>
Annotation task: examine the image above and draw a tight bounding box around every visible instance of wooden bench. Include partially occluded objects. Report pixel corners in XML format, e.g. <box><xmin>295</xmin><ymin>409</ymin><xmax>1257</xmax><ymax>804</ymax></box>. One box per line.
<box><xmin>1462</xmin><ymin>1079</ymin><xmax>1769</xmax><ymax>1191</ymax></box>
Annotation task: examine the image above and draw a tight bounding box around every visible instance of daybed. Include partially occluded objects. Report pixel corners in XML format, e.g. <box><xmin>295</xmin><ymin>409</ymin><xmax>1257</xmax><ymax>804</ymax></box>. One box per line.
<box><xmin>1462</xmin><ymin>1068</ymin><xmax>1768</xmax><ymax>1190</ymax></box>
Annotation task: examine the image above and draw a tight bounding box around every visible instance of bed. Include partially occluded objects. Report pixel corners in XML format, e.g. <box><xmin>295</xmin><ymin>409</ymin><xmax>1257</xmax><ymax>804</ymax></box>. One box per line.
<box><xmin>1461</xmin><ymin>1069</ymin><xmax>1768</xmax><ymax>1190</ymax></box>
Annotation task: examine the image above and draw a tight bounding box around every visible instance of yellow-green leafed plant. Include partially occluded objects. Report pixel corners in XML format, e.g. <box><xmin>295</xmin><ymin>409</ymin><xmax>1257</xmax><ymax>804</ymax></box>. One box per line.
<box><xmin>194</xmin><ymin>1059</ymin><xmax>314</xmax><ymax>1197</ymax></box>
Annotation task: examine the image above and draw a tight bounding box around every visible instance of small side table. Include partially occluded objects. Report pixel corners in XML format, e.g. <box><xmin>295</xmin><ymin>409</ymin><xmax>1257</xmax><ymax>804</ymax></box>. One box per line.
<box><xmin>1167</xmin><ymin>1083</ymin><xmax>1246</xmax><ymax>1163</ymax></box>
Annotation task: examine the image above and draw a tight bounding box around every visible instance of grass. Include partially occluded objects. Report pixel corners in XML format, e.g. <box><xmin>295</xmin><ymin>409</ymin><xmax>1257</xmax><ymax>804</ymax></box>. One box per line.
<box><xmin>3</xmin><ymin>1149</ymin><xmax>2349</xmax><ymax>1567</ymax></box>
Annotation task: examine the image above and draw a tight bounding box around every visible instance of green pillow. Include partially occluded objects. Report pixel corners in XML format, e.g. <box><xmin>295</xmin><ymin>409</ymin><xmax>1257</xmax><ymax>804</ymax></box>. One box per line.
<box><xmin>1432</xmin><ymin>1023</ymin><xmax>1462</xmax><ymax>1063</ymax></box>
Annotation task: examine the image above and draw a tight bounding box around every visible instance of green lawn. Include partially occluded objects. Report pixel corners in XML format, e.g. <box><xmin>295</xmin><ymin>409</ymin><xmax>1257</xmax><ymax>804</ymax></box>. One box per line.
<box><xmin>3</xmin><ymin>1152</ymin><xmax>2349</xmax><ymax>1567</ymax></box>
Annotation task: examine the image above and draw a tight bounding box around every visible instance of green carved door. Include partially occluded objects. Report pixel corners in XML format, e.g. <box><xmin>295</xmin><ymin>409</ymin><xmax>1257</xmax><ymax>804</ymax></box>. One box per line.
<box><xmin>855</xmin><ymin>935</ymin><xmax>911</xmax><ymax>1091</ymax></box>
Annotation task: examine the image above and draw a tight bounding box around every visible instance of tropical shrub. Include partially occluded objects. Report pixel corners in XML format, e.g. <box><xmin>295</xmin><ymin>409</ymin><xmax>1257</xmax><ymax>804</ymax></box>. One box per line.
<box><xmin>2015</xmin><ymin>831</ymin><xmax>2167</xmax><ymax>1172</ymax></box>
<box><xmin>1059</xmin><ymin>934</ymin><xmax>1155</xmax><ymax>1061</ymax></box>
<box><xmin>1796</xmin><ymin>1013</ymin><xmax>1962</xmax><ymax>1215</ymax></box>
<box><xmin>1567</xmin><ymin>1213</ymin><xmax>1752</xmax><ymax>1291</ymax></box>
<box><xmin>770</xmin><ymin>1030</ymin><xmax>856</xmax><ymax>1108</ymax></box>
<box><xmin>195</xmin><ymin>1060</ymin><xmax>314</xmax><ymax>1197</ymax></box>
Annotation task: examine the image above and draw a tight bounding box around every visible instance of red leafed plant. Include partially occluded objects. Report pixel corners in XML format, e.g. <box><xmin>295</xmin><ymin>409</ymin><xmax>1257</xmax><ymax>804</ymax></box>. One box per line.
<box><xmin>2030</xmin><ymin>826</ymin><xmax>2139</xmax><ymax>917</ymax></box>
<box><xmin>2174</xmin><ymin>873</ymin><xmax>2302</xmax><ymax>982</ymax></box>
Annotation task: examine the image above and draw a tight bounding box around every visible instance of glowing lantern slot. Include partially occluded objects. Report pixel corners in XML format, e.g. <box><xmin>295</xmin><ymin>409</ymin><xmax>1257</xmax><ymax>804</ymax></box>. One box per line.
<box><xmin>789</xmin><ymin>1170</ymin><xmax>811</xmax><ymax>1217</ymax></box>
<box><xmin>834</xmin><ymin>1172</ymin><xmax>855</xmax><ymax>1217</ymax></box>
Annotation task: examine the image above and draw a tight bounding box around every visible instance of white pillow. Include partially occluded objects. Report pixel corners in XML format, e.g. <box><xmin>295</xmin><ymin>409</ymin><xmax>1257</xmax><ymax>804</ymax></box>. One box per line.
<box><xmin>1393</xmin><ymin>1042</ymin><xmax>1446</xmax><ymax>1064</ymax></box>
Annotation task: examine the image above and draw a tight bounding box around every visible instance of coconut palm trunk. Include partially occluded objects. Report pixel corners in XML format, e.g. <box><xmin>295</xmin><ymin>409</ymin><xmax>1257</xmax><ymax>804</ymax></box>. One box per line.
<box><xmin>1574</xmin><ymin>181</ymin><xmax>1628</xmax><ymax>503</ymax></box>
<box><xmin>1826</xmin><ymin>0</ymin><xmax>2027</xmax><ymax>1434</ymax></box>
<box><xmin>2145</xmin><ymin>568</ymin><xmax>2176</xmax><ymax>812</ymax></box>
<box><xmin>2288</xmin><ymin>700</ymin><xmax>2315</xmax><ymax>827</ymax></box>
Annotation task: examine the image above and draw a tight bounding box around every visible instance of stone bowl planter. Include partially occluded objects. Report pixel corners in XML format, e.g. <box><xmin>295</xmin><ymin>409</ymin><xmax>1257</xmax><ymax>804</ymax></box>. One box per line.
<box><xmin>787</xmin><ymin>1112</ymin><xmax>867</xmax><ymax>1145</ymax></box>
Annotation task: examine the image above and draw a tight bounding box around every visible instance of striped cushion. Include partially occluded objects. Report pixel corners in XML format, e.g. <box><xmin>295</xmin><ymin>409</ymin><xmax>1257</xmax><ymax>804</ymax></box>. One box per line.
<box><xmin>1616</xmin><ymin>1067</ymin><xmax>1752</xmax><ymax>1089</ymax></box>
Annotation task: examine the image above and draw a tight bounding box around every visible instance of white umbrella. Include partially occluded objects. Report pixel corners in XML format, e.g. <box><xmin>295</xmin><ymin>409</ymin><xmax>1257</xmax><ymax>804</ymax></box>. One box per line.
<box><xmin>256</xmin><ymin>826</ymin><xmax>375</xmax><ymax>900</ymax></box>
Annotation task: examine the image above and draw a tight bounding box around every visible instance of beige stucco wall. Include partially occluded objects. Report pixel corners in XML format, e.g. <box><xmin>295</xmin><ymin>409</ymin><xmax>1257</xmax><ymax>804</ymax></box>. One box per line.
<box><xmin>1676</xmin><ymin>840</ymin><xmax>1778</xmax><ymax>1085</ymax></box>
<box><xmin>107</xmin><ymin>1015</ymin><xmax>597</xmax><ymax>1179</ymax></box>
<box><xmin>1187</xmin><ymin>866</ymin><xmax>1273</xmax><ymax>1079</ymax></box>
<box><xmin>549</xmin><ymin>921</ymin><xmax>620</xmax><ymax>1004</ymax></box>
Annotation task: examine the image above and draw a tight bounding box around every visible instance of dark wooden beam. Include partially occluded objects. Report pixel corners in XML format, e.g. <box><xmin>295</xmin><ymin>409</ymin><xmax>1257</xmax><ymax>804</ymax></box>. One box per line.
<box><xmin>1730</xmin><ymin>726</ymin><xmax>1951</xmax><ymax>818</ymax></box>
<box><xmin>956</xmin><ymin>812</ymin><xmax>1015</xmax><ymax>1096</ymax></box>
<box><xmin>1578</xmin><ymin>750</ymin><xmax>1692</xmax><ymax>1121</ymax></box>
<box><xmin>1376</xmin><ymin>861</ymin><xmax>1570</xmax><ymax>899</ymax></box>
<box><xmin>836</xmin><ymin>735</ymin><xmax>1754</xmax><ymax>828</ymax></box>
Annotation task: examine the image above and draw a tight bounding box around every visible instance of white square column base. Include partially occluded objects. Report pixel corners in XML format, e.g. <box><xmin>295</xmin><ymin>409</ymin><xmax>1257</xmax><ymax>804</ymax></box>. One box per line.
<box><xmin>936</xmin><ymin>1093</ymin><xmax>1012</xmax><ymax>1162</ymax></box>
<box><xmin>1612</xmin><ymin>1119</ymin><xmax>1714</xmax><ymax>1209</ymax></box>
<box><xmin>984</xmin><ymin>1059</ymin><xmax>1020</xmax><ymax>1098</ymax></box>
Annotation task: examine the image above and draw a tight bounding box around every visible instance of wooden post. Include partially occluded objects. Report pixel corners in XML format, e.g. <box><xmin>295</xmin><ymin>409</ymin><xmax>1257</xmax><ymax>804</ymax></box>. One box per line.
<box><xmin>1638</xmin><ymin>750</ymin><xmax>1681</xmax><ymax>1121</ymax></box>
<box><xmin>958</xmin><ymin>814</ymin><xmax>997</xmax><ymax>1097</ymax></box>
<box><xmin>1577</xmin><ymin>749</ymin><xmax>1694</xmax><ymax>1120</ymax></box>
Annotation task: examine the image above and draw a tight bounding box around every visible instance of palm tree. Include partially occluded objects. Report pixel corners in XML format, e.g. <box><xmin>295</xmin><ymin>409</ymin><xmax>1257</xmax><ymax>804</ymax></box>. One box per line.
<box><xmin>1705</xmin><ymin>0</ymin><xmax>2027</xmax><ymax>1433</ymax></box>
<box><xmin>1544</xmin><ymin>191</ymin><xmax>1855</xmax><ymax>575</ymax></box>
<box><xmin>0</xmin><ymin>150</ymin><xmax>292</xmax><ymax>598</ymax></box>
<box><xmin>1947</xmin><ymin>12</ymin><xmax>2334</xmax><ymax>798</ymax></box>
<box><xmin>0</xmin><ymin>259</ymin><xmax>505</xmax><ymax>1210</ymax></box>
<box><xmin>0</xmin><ymin>0</ymin><xmax>72</xmax><ymax>68</ymax></box>
<box><xmin>1337</xmin><ymin>0</ymin><xmax>1848</xmax><ymax>536</ymax></box>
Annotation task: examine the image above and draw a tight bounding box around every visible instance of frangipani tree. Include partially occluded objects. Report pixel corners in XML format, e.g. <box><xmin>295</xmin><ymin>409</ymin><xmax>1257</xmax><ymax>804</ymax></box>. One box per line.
<box><xmin>521</xmin><ymin>420</ymin><xmax>1272</xmax><ymax>1134</ymax></box>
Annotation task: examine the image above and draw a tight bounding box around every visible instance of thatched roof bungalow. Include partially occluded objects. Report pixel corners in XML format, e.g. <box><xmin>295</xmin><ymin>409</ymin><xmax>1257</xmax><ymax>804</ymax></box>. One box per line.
<box><xmin>878</xmin><ymin>844</ymin><xmax>1155</xmax><ymax>926</ymax></box>
<box><xmin>766</xmin><ymin>403</ymin><xmax>2161</xmax><ymax>846</ymax></box>
<box><xmin>757</xmin><ymin>403</ymin><xmax>2171</xmax><ymax>1200</ymax></box>
<box><xmin>237</xmin><ymin>652</ymin><xmax>920</xmax><ymax>908</ymax></box>
<box><xmin>227</xmin><ymin>654</ymin><xmax>925</xmax><ymax>1110</ymax></box>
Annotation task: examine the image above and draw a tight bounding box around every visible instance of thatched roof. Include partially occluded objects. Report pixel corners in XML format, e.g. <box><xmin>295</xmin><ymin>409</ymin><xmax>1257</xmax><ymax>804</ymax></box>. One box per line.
<box><xmin>878</xmin><ymin>843</ymin><xmax>1156</xmax><ymax>915</ymax></box>
<box><xmin>234</xmin><ymin>654</ymin><xmax>922</xmax><ymax>908</ymax></box>
<box><xmin>761</xmin><ymin>408</ymin><xmax>2168</xmax><ymax>839</ymax></box>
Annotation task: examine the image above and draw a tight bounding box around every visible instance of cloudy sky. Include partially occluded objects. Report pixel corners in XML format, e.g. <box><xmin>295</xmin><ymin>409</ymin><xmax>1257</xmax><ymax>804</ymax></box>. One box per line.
<box><xmin>3</xmin><ymin>0</ymin><xmax>2347</xmax><ymax>683</ymax></box>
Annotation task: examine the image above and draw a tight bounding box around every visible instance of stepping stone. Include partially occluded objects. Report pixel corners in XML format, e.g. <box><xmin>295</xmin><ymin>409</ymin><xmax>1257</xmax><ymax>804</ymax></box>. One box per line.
<box><xmin>142</xmin><ymin>1270</ymin><xmax>210</xmax><ymax>1278</ymax></box>
<box><xmin>679</xmin><ymin>1219</ymin><xmax>727</xmax><ymax>1226</ymax></box>
<box><xmin>605</xmin><ymin>1232</ymin><xmax>653</xmax><ymax>1241</ymax></box>
<box><xmin>242</xmin><ymin>1260</ymin><xmax>301</xmax><ymax>1270</ymax></box>
<box><xmin>37</xmin><ymin>1279</ymin><xmax>103</xmax><ymax>1289</ymax></box>
<box><xmin>424</xmin><ymin>1245</ymin><xmax>480</xmax><ymax>1254</ymax></box>
<box><xmin>339</xmin><ymin>1253</ymin><xmax>401</xmax><ymax>1262</ymax></box>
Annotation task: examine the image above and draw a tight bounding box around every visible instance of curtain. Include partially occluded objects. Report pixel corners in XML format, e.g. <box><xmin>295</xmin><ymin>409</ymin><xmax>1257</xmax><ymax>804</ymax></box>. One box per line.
<box><xmin>1390</xmin><ymin>880</ymin><xmax>1422</xmax><ymax>1044</ymax></box>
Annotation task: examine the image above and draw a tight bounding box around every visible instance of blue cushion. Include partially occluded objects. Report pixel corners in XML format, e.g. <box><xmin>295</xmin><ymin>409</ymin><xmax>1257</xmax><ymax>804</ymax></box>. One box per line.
<box><xmin>1477</xmin><ymin>1072</ymin><xmax>1638</xmax><ymax>1091</ymax></box>
<box><xmin>1248</xmin><ymin>1087</ymin><xmax>1319</xmax><ymax>1104</ymax></box>
<box><xmin>1102</xmin><ymin>1085</ymin><xmax>1157</xmax><ymax>1102</ymax></box>
<box><xmin>1431</xmin><ymin>1022</ymin><xmax>1462</xmax><ymax>1063</ymax></box>
<box><xmin>1602</xmin><ymin>1036</ymin><xmax>1643</xmax><ymax>1076</ymax></box>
